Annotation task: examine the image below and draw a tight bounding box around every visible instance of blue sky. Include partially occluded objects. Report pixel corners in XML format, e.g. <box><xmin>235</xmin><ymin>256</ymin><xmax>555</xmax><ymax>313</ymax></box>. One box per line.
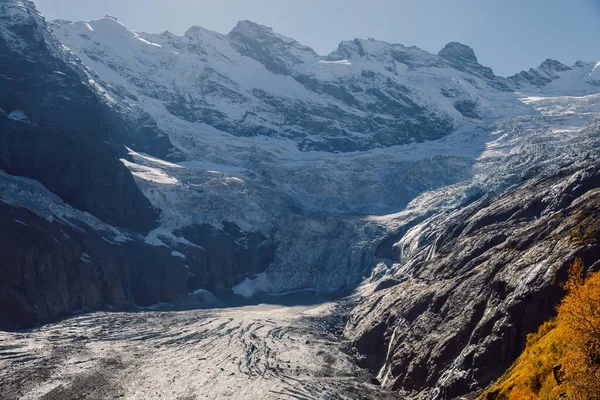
<box><xmin>34</xmin><ymin>0</ymin><xmax>600</xmax><ymax>76</ymax></box>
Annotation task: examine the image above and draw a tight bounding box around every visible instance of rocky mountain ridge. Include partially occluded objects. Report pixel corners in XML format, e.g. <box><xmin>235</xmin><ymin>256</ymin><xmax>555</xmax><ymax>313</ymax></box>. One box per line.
<box><xmin>348</xmin><ymin>161</ymin><xmax>600</xmax><ymax>398</ymax></box>
<box><xmin>49</xmin><ymin>15</ymin><xmax>599</xmax><ymax>154</ymax></box>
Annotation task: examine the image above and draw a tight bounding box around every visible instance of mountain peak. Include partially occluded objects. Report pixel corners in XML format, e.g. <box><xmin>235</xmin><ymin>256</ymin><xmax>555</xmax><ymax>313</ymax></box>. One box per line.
<box><xmin>438</xmin><ymin>42</ymin><xmax>478</xmax><ymax>64</ymax></box>
<box><xmin>438</xmin><ymin>42</ymin><xmax>508</xmax><ymax>90</ymax></box>
<box><xmin>227</xmin><ymin>19</ymin><xmax>315</xmax><ymax>75</ymax></box>
<box><xmin>538</xmin><ymin>58</ymin><xmax>572</xmax><ymax>72</ymax></box>
<box><xmin>230</xmin><ymin>20</ymin><xmax>274</xmax><ymax>37</ymax></box>
<box><xmin>184</xmin><ymin>25</ymin><xmax>217</xmax><ymax>38</ymax></box>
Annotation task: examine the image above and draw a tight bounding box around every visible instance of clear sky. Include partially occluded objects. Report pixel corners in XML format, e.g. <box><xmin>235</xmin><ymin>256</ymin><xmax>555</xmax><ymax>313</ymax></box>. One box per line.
<box><xmin>34</xmin><ymin>0</ymin><xmax>600</xmax><ymax>77</ymax></box>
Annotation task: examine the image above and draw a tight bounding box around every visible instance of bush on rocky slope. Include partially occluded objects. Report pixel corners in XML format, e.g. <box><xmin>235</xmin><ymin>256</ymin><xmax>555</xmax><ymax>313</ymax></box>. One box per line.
<box><xmin>481</xmin><ymin>258</ymin><xmax>600</xmax><ymax>399</ymax></box>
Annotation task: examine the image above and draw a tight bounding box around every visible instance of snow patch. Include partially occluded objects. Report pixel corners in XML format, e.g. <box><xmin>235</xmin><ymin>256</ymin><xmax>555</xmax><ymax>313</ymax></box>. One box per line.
<box><xmin>588</xmin><ymin>61</ymin><xmax>600</xmax><ymax>82</ymax></box>
<box><xmin>233</xmin><ymin>273</ymin><xmax>273</xmax><ymax>298</ymax></box>
<box><xmin>190</xmin><ymin>289</ymin><xmax>224</xmax><ymax>306</ymax></box>
<box><xmin>88</xmin><ymin>79</ymin><xmax>115</xmax><ymax>103</ymax></box>
<box><xmin>171</xmin><ymin>250</ymin><xmax>186</xmax><ymax>259</ymax></box>
<box><xmin>14</xmin><ymin>219</ymin><xmax>28</xmax><ymax>226</ymax></box>
<box><xmin>80</xmin><ymin>253</ymin><xmax>91</xmax><ymax>263</ymax></box>
<box><xmin>145</xmin><ymin>227</ymin><xmax>204</xmax><ymax>249</ymax></box>
<box><xmin>132</xmin><ymin>31</ymin><xmax>162</xmax><ymax>47</ymax></box>
<box><xmin>126</xmin><ymin>147</ymin><xmax>183</xmax><ymax>169</ymax></box>
<box><xmin>120</xmin><ymin>159</ymin><xmax>179</xmax><ymax>185</ymax></box>
<box><xmin>8</xmin><ymin>110</ymin><xmax>28</xmax><ymax>122</ymax></box>
<box><xmin>178</xmin><ymin>160</ymin><xmax>245</xmax><ymax>174</ymax></box>
<box><xmin>319</xmin><ymin>59</ymin><xmax>352</xmax><ymax>66</ymax></box>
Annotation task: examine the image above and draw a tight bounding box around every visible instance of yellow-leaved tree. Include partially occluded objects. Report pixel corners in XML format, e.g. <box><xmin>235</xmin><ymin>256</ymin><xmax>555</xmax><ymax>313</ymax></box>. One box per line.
<box><xmin>557</xmin><ymin>258</ymin><xmax>600</xmax><ymax>399</ymax></box>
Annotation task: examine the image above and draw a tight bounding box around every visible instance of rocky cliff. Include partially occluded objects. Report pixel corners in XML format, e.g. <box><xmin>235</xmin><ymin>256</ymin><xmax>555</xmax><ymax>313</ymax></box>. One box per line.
<box><xmin>347</xmin><ymin>163</ymin><xmax>600</xmax><ymax>398</ymax></box>
<box><xmin>0</xmin><ymin>0</ymin><xmax>161</xmax><ymax>232</ymax></box>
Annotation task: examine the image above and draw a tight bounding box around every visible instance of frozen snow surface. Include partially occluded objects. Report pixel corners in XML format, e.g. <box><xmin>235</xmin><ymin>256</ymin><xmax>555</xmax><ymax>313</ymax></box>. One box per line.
<box><xmin>45</xmin><ymin>15</ymin><xmax>600</xmax><ymax>297</ymax></box>
<box><xmin>7</xmin><ymin>109</ymin><xmax>28</xmax><ymax>121</ymax></box>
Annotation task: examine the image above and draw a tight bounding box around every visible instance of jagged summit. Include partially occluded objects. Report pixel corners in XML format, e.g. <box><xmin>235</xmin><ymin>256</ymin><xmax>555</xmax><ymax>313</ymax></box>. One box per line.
<box><xmin>229</xmin><ymin>20</ymin><xmax>275</xmax><ymax>36</ymax></box>
<box><xmin>44</xmin><ymin>12</ymin><xmax>600</xmax><ymax>152</ymax></box>
<box><xmin>439</xmin><ymin>41</ymin><xmax>507</xmax><ymax>89</ymax></box>
<box><xmin>330</xmin><ymin>37</ymin><xmax>446</xmax><ymax>69</ymax></box>
<box><xmin>538</xmin><ymin>58</ymin><xmax>572</xmax><ymax>72</ymax></box>
<box><xmin>50</xmin><ymin>15</ymin><xmax>130</xmax><ymax>36</ymax></box>
<box><xmin>183</xmin><ymin>24</ymin><xmax>222</xmax><ymax>39</ymax></box>
<box><xmin>438</xmin><ymin>41</ymin><xmax>479</xmax><ymax>64</ymax></box>
<box><xmin>228</xmin><ymin>20</ymin><xmax>317</xmax><ymax>75</ymax></box>
<box><xmin>507</xmin><ymin>58</ymin><xmax>583</xmax><ymax>89</ymax></box>
<box><xmin>229</xmin><ymin>19</ymin><xmax>312</xmax><ymax>50</ymax></box>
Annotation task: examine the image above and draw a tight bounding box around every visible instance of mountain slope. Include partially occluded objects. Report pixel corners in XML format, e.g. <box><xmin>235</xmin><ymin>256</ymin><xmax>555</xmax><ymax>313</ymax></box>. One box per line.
<box><xmin>0</xmin><ymin>0</ymin><xmax>188</xmax><ymax>328</ymax></box>
<box><xmin>44</xmin><ymin>13</ymin><xmax>600</xmax><ymax>300</ymax></box>
<box><xmin>0</xmin><ymin>0</ymin><xmax>159</xmax><ymax>233</ymax></box>
<box><xmin>348</xmin><ymin>160</ymin><xmax>600</xmax><ymax>398</ymax></box>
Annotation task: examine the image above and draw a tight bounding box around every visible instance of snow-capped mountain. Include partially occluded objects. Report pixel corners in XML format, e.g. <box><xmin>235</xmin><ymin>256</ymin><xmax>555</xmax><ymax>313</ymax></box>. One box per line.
<box><xmin>49</xmin><ymin>16</ymin><xmax>600</xmax><ymax>154</ymax></box>
<box><xmin>2</xmin><ymin>1</ymin><xmax>600</xmax><ymax>398</ymax></box>
<box><xmin>42</xmin><ymin>13</ymin><xmax>600</xmax><ymax>296</ymax></box>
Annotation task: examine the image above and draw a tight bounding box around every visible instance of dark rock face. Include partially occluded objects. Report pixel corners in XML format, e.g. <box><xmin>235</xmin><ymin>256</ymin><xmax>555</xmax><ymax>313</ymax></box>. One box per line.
<box><xmin>0</xmin><ymin>0</ymin><xmax>190</xmax><ymax>329</ymax></box>
<box><xmin>0</xmin><ymin>202</ymin><xmax>188</xmax><ymax>330</ymax></box>
<box><xmin>0</xmin><ymin>1</ymin><xmax>176</xmax><ymax>159</ymax></box>
<box><xmin>172</xmin><ymin>221</ymin><xmax>277</xmax><ymax>293</ymax></box>
<box><xmin>289</xmin><ymin>75</ymin><xmax>455</xmax><ymax>151</ymax></box>
<box><xmin>439</xmin><ymin>42</ymin><xmax>508</xmax><ymax>90</ymax></box>
<box><xmin>0</xmin><ymin>2</ymin><xmax>284</xmax><ymax>331</ymax></box>
<box><xmin>438</xmin><ymin>42</ymin><xmax>479</xmax><ymax>65</ymax></box>
<box><xmin>0</xmin><ymin>1</ymin><xmax>160</xmax><ymax>233</ymax></box>
<box><xmin>0</xmin><ymin>118</ymin><xmax>158</xmax><ymax>234</ymax></box>
<box><xmin>347</xmin><ymin>165</ymin><xmax>600</xmax><ymax>398</ymax></box>
<box><xmin>454</xmin><ymin>99</ymin><xmax>481</xmax><ymax>119</ymax></box>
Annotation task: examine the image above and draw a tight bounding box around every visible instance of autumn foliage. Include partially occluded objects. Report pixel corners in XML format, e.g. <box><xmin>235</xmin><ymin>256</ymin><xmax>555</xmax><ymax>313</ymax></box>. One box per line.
<box><xmin>557</xmin><ymin>258</ymin><xmax>600</xmax><ymax>398</ymax></box>
<box><xmin>481</xmin><ymin>258</ymin><xmax>600</xmax><ymax>399</ymax></box>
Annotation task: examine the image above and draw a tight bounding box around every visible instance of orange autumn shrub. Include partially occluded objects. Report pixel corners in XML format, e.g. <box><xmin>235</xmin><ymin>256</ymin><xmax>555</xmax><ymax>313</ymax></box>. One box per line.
<box><xmin>557</xmin><ymin>258</ymin><xmax>600</xmax><ymax>399</ymax></box>
<box><xmin>481</xmin><ymin>258</ymin><xmax>600</xmax><ymax>400</ymax></box>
